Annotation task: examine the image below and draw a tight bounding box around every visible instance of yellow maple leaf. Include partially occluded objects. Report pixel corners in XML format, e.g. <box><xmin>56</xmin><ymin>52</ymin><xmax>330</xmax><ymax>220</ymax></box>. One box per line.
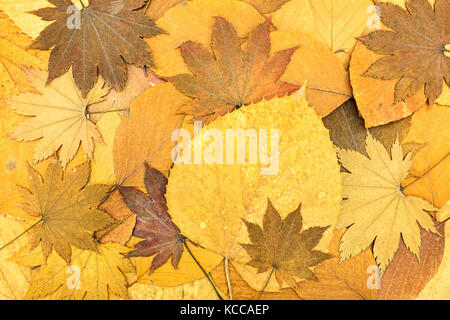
<box><xmin>272</xmin><ymin>0</ymin><xmax>374</xmax><ymax>68</ymax></box>
<box><xmin>8</xmin><ymin>69</ymin><xmax>110</xmax><ymax>169</ymax></box>
<box><xmin>0</xmin><ymin>11</ymin><xmax>48</xmax><ymax>100</ymax></box>
<box><xmin>24</xmin><ymin>243</ymin><xmax>133</xmax><ymax>300</ymax></box>
<box><xmin>337</xmin><ymin>133</ymin><xmax>438</xmax><ymax>271</ymax></box>
<box><xmin>166</xmin><ymin>92</ymin><xmax>342</xmax><ymax>292</ymax></box>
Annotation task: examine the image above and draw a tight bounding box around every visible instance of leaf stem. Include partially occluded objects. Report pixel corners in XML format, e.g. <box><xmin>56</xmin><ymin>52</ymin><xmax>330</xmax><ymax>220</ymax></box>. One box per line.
<box><xmin>87</xmin><ymin>108</ymin><xmax>130</xmax><ymax>115</ymax></box>
<box><xmin>224</xmin><ymin>256</ymin><xmax>233</xmax><ymax>300</ymax></box>
<box><xmin>143</xmin><ymin>0</ymin><xmax>152</xmax><ymax>14</ymax></box>
<box><xmin>182</xmin><ymin>237</ymin><xmax>223</xmax><ymax>300</ymax></box>
<box><xmin>257</xmin><ymin>267</ymin><xmax>275</xmax><ymax>300</ymax></box>
<box><xmin>0</xmin><ymin>218</ymin><xmax>43</xmax><ymax>252</ymax></box>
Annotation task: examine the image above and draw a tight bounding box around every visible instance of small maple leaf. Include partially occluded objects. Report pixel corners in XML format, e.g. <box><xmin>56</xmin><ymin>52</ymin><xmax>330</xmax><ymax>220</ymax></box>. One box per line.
<box><xmin>30</xmin><ymin>0</ymin><xmax>164</xmax><ymax>96</ymax></box>
<box><xmin>242</xmin><ymin>0</ymin><xmax>292</xmax><ymax>14</ymax></box>
<box><xmin>337</xmin><ymin>133</ymin><xmax>439</xmax><ymax>272</ymax></box>
<box><xmin>241</xmin><ymin>199</ymin><xmax>331</xmax><ymax>286</ymax></box>
<box><xmin>169</xmin><ymin>16</ymin><xmax>300</xmax><ymax>123</ymax></box>
<box><xmin>119</xmin><ymin>164</ymin><xmax>184</xmax><ymax>274</ymax></box>
<box><xmin>8</xmin><ymin>69</ymin><xmax>109</xmax><ymax>169</ymax></box>
<box><xmin>17</xmin><ymin>161</ymin><xmax>114</xmax><ymax>263</ymax></box>
<box><xmin>360</xmin><ymin>0</ymin><xmax>450</xmax><ymax>104</ymax></box>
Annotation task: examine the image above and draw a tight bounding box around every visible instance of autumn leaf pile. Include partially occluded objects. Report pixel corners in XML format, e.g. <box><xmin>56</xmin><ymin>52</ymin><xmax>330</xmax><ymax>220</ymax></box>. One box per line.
<box><xmin>0</xmin><ymin>0</ymin><xmax>448</xmax><ymax>300</ymax></box>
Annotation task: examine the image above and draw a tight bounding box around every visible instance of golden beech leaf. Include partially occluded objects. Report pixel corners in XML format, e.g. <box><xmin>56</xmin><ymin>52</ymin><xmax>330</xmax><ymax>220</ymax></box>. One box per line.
<box><xmin>166</xmin><ymin>93</ymin><xmax>342</xmax><ymax>292</ymax></box>
<box><xmin>272</xmin><ymin>0</ymin><xmax>374</xmax><ymax>68</ymax></box>
<box><xmin>378</xmin><ymin>222</ymin><xmax>445</xmax><ymax>300</ymax></box>
<box><xmin>24</xmin><ymin>243</ymin><xmax>133</xmax><ymax>300</ymax></box>
<box><xmin>270</xmin><ymin>31</ymin><xmax>352</xmax><ymax>117</ymax></box>
<box><xmin>129</xmin><ymin>277</ymin><xmax>220</xmax><ymax>300</ymax></box>
<box><xmin>7</xmin><ymin>69</ymin><xmax>110</xmax><ymax>169</ymax></box>
<box><xmin>16</xmin><ymin>161</ymin><xmax>113</xmax><ymax>263</ymax></box>
<box><xmin>402</xmin><ymin>104</ymin><xmax>450</xmax><ymax>209</ymax></box>
<box><xmin>169</xmin><ymin>17</ymin><xmax>300</xmax><ymax>123</ymax></box>
<box><xmin>350</xmin><ymin>39</ymin><xmax>426</xmax><ymax>128</ymax></box>
<box><xmin>113</xmin><ymin>82</ymin><xmax>189</xmax><ymax>187</ymax></box>
<box><xmin>359</xmin><ymin>0</ymin><xmax>449</xmax><ymax>104</ymax></box>
<box><xmin>0</xmin><ymin>11</ymin><xmax>48</xmax><ymax>100</ymax></box>
<box><xmin>211</xmin><ymin>260</ymin><xmax>301</xmax><ymax>300</ymax></box>
<box><xmin>337</xmin><ymin>133</ymin><xmax>438</xmax><ymax>272</ymax></box>
<box><xmin>147</xmin><ymin>0</ymin><xmax>265</xmax><ymax>77</ymax></box>
<box><xmin>294</xmin><ymin>230</ymin><xmax>377</xmax><ymax>300</ymax></box>
<box><xmin>436</xmin><ymin>84</ymin><xmax>450</xmax><ymax>105</ymax></box>
<box><xmin>241</xmin><ymin>200</ymin><xmax>332</xmax><ymax>286</ymax></box>
<box><xmin>0</xmin><ymin>215</ymin><xmax>31</xmax><ymax>299</ymax></box>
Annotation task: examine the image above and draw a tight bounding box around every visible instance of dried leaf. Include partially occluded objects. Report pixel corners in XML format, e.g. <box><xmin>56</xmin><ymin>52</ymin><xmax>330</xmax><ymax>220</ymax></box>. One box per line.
<box><xmin>25</xmin><ymin>243</ymin><xmax>133</xmax><ymax>300</ymax></box>
<box><xmin>0</xmin><ymin>11</ymin><xmax>48</xmax><ymax>100</ymax></box>
<box><xmin>337</xmin><ymin>133</ymin><xmax>438</xmax><ymax>271</ymax></box>
<box><xmin>272</xmin><ymin>0</ymin><xmax>374</xmax><ymax>67</ymax></box>
<box><xmin>142</xmin><ymin>0</ymin><xmax>188</xmax><ymax>20</ymax></box>
<box><xmin>378</xmin><ymin>222</ymin><xmax>445</xmax><ymax>300</ymax></box>
<box><xmin>270</xmin><ymin>31</ymin><xmax>352</xmax><ymax>117</ymax></box>
<box><xmin>17</xmin><ymin>161</ymin><xmax>113</xmax><ymax>262</ymax></box>
<box><xmin>169</xmin><ymin>17</ymin><xmax>299</xmax><ymax>122</ymax></box>
<box><xmin>166</xmin><ymin>93</ymin><xmax>342</xmax><ymax>292</ymax></box>
<box><xmin>242</xmin><ymin>0</ymin><xmax>292</xmax><ymax>14</ymax></box>
<box><xmin>120</xmin><ymin>164</ymin><xmax>183</xmax><ymax>274</ymax></box>
<box><xmin>242</xmin><ymin>199</ymin><xmax>331</xmax><ymax>286</ymax></box>
<box><xmin>8</xmin><ymin>69</ymin><xmax>109</xmax><ymax>169</ymax></box>
<box><xmin>402</xmin><ymin>104</ymin><xmax>450</xmax><ymax>208</ymax></box>
<box><xmin>360</xmin><ymin>0</ymin><xmax>449</xmax><ymax>104</ymax></box>
<box><xmin>294</xmin><ymin>230</ymin><xmax>378</xmax><ymax>300</ymax></box>
<box><xmin>31</xmin><ymin>0</ymin><xmax>164</xmax><ymax>96</ymax></box>
<box><xmin>113</xmin><ymin>82</ymin><xmax>189</xmax><ymax>187</ymax></box>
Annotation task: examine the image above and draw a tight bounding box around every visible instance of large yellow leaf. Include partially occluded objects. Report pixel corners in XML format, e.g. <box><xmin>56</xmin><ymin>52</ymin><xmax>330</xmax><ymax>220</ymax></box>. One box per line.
<box><xmin>272</xmin><ymin>0</ymin><xmax>374</xmax><ymax>67</ymax></box>
<box><xmin>270</xmin><ymin>31</ymin><xmax>352</xmax><ymax>117</ymax></box>
<box><xmin>337</xmin><ymin>133</ymin><xmax>438</xmax><ymax>272</ymax></box>
<box><xmin>147</xmin><ymin>0</ymin><xmax>264</xmax><ymax>77</ymax></box>
<box><xmin>0</xmin><ymin>11</ymin><xmax>48</xmax><ymax>100</ymax></box>
<box><xmin>166</xmin><ymin>92</ymin><xmax>342</xmax><ymax>292</ymax></box>
<box><xmin>8</xmin><ymin>69</ymin><xmax>110</xmax><ymax>169</ymax></box>
<box><xmin>0</xmin><ymin>215</ymin><xmax>31</xmax><ymax>299</ymax></box>
<box><xmin>402</xmin><ymin>104</ymin><xmax>450</xmax><ymax>209</ymax></box>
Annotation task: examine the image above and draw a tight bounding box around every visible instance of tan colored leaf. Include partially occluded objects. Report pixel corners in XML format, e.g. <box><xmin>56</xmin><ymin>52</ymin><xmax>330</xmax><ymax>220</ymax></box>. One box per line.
<box><xmin>337</xmin><ymin>133</ymin><xmax>438</xmax><ymax>271</ymax></box>
<box><xmin>8</xmin><ymin>69</ymin><xmax>110</xmax><ymax>168</ymax></box>
<box><xmin>242</xmin><ymin>0</ymin><xmax>292</xmax><ymax>14</ymax></box>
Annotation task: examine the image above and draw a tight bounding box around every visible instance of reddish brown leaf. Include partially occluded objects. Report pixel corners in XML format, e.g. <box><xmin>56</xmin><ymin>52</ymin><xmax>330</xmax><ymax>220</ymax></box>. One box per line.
<box><xmin>378</xmin><ymin>223</ymin><xmax>445</xmax><ymax>300</ymax></box>
<box><xmin>360</xmin><ymin>0</ymin><xmax>449</xmax><ymax>104</ymax></box>
<box><xmin>119</xmin><ymin>164</ymin><xmax>183</xmax><ymax>273</ymax></box>
<box><xmin>169</xmin><ymin>17</ymin><xmax>300</xmax><ymax>123</ymax></box>
<box><xmin>31</xmin><ymin>0</ymin><xmax>164</xmax><ymax>96</ymax></box>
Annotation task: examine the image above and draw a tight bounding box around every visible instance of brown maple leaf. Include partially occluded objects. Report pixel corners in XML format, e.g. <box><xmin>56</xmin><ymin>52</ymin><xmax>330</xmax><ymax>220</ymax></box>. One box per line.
<box><xmin>119</xmin><ymin>164</ymin><xmax>183</xmax><ymax>273</ymax></box>
<box><xmin>17</xmin><ymin>161</ymin><xmax>113</xmax><ymax>263</ymax></box>
<box><xmin>241</xmin><ymin>199</ymin><xmax>331</xmax><ymax>287</ymax></box>
<box><xmin>30</xmin><ymin>0</ymin><xmax>164</xmax><ymax>96</ymax></box>
<box><xmin>360</xmin><ymin>0</ymin><xmax>449</xmax><ymax>104</ymax></box>
<box><xmin>169</xmin><ymin>16</ymin><xmax>300</xmax><ymax>123</ymax></box>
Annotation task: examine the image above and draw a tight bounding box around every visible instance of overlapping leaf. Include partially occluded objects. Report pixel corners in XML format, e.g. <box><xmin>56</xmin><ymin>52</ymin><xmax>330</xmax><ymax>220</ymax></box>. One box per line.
<box><xmin>169</xmin><ymin>17</ymin><xmax>300</xmax><ymax>122</ymax></box>
<box><xmin>31</xmin><ymin>0</ymin><xmax>164</xmax><ymax>96</ymax></box>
